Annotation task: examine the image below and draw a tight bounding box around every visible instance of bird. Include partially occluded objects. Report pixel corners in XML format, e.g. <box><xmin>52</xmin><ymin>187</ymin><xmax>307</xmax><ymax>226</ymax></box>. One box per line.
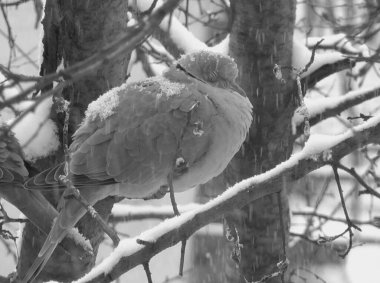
<box><xmin>0</xmin><ymin>125</ymin><xmax>59</xmax><ymax>233</ymax></box>
<box><xmin>22</xmin><ymin>50</ymin><xmax>253</xmax><ymax>282</ymax></box>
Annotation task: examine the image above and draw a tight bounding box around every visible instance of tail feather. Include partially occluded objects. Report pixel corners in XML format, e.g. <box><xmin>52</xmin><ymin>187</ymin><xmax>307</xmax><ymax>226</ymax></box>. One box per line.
<box><xmin>22</xmin><ymin>220</ymin><xmax>68</xmax><ymax>283</ymax></box>
<box><xmin>22</xmin><ymin>240</ymin><xmax>60</xmax><ymax>283</ymax></box>
<box><xmin>22</xmin><ymin>184</ymin><xmax>116</xmax><ymax>282</ymax></box>
<box><xmin>22</xmin><ymin>186</ymin><xmax>105</xmax><ymax>283</ymax></box>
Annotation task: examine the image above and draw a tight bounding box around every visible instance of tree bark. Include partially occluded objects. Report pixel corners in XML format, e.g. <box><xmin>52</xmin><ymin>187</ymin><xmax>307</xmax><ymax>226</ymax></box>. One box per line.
<box><xmin>227</xmin><ymin>0</ymin><xmax>296</xmax><ymax>282</ymax></box>
<box><xmin>192</xmin><ymin>1</ymin><xmax>296</xmax><ymax>282</ymax></box>
<box><xmin>17</xmin><ymin>1</ymin><xmax>130</xmax><ymax>282</ymax></box>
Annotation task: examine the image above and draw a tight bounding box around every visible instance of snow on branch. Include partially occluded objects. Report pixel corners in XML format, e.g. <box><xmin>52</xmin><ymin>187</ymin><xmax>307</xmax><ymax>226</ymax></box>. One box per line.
<box><xmin>10</xmin><ymin>98</ymin><xmax>59</xmax><ymax>161</ymax></box>
<box><xmin>292</xmin><ymin>83</ymin><xmax>380</xmax><ymax>131</ymax></box>
<box><xmin>133</xmin><ymin>0</ymin><xmax>228</xmax><ymax>55</ymax></box>
<box><xmin>75</xmin><ymin>115</ymin><xmax>380</xmax><ymax>283</ymax></box>
<box><xmin>293</xmin><ymin>39</ymin><xmax>354</xmax><ymax>81</ymax></box>
<box><xmin>110</xmin><ymin>203</ymin><xmax>202</xmax><ymax>222</ymax></box>
<box><xmin>306</xmin><ymin>34</ymin><xmax>363</xmax><ymax>55</ymax></box>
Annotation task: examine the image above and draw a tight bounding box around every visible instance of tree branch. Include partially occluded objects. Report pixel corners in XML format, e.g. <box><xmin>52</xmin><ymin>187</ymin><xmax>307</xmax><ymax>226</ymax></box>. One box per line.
<box><xmin>292</xmin><ymin>84</ymin><xmax>380</xmax><ymax>134</ymax></box>
<box><xmin>76</xmin><ymin>115</ymin><xmax>380</xmax><ymax>283</ymax></box>
<box><xmin>0</xmin><ymin>0</ymin><xmax>182</xmax><ymax>118</ymax></box>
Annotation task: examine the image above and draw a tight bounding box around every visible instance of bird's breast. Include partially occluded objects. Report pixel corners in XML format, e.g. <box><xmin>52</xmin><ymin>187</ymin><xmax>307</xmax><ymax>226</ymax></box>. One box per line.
<box><xmin>172</xmin><ymin>95</ymin><xmax>251</xmax><ymax>191</ymax></box>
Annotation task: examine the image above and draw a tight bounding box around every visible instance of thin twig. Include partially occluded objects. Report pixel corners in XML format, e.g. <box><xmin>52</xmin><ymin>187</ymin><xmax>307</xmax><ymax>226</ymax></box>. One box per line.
<box><xmin>185</xmin><ymin>0</ymin><xmax>189</xmax><ymax>28</ymax></box>
<box><xmin>298</xmin><ymin>38</ymin><xmax>324</xmax><ymax>76</ymax></box>
<box><xmin>290</xmin><ymin>227</ymin><xmax>351</xmax><ymax>247</ymax></box>
<box><xmin>331</xmin><ymin>164</ymin><xmax>361</xmax><ymax>258</ymax></box>
<box><xmin>0</xmin><ymin>0</ymin><xmax>182</xmax><ymax>120</ymax></box>
<box><xmin>293</xmin><ymin>211</ymin><xmax>378</xmax><ymax>225</ymax></box>
<box><xmin>0</xmin><ymin>28</ymin><xmax>38</xmax><ymax>69</ymax></box>
<box><xmin>0</xmin><ymin>0</ymin><xmax>31</xmax><ymax>7</ymax></box>
<box><xmin>168</xmin><ymin>173</ymin><xmax>180</xmax><ymax>216</ymax></box>
<box><xmin>0</xmin><ymin>5</ymin><xmax>15</xmax><ymax>68</ymax></box>
<box><xmin>143</xmin><ymin>262</ymin><xmax>153</xmax><ymax>283</ymax></box>
<box><xmin>334</xmin><ymin>162</ymin><xmax>380</xmax><ymax>199</ymax></box>
<box><xmin>179</xmin><ymin>240</ymin><xmax>186</xmax><ymax>276</ymax></box>
<box><xmin>167</xmin><ymin>173</ymin><xmax>187</xmax><ymax>277</ymax></box>
<box><xmin>276</xmin><ymin>192</ymin><xmax>288</xmax><ymax>283</ymax></box>
<box><xmin>0</xmin><ymin>64</ymin><xmax>42</xmax><ymax>82</ymax></box>
<box><xmin>141</xmin><ymin>0</ymin><xmax>158</xmax><ymax>16</ymax></box>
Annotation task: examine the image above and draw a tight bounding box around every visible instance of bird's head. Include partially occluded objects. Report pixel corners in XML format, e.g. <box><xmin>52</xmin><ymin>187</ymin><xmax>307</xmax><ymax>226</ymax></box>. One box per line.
<box><xmin>176</xmin><ymin>50</ymin><xmax>246</xmax><ymax>96</ymax></box>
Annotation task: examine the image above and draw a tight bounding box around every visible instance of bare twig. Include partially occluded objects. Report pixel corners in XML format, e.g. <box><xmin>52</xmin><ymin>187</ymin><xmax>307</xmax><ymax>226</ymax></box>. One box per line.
<box><xmin>167</xmin><ymin>173</ymin><xmax>187</xmax><ymax>277</ymax></box>
<box><xmin>167</xmin><ymin>173</ymin><xmax>180</xmax><ymax>216</ymax></box>
<box><xmin>299</xmin><ymin>39</ymin><xmax>324</xmax><ymax>76</ymax></box>
<box><xmin>0</xmin><ymin>5</ymin><xmax>15</xmax><ymax>68</ymax></box>
<box><xmin>0</xmin><ymin>0</ymin><xmax>31</xmax><ymax>7</ymax></box>
<box><xmin>290</xmin><ymin>227</ymin><xmax>352</xmax><ymax>251</ymax></box>
<box><xmin>184</xmin><ymin>0</ymin><xmax>189</xmax><ymax>28</ymax></box>
<box><xmin>276</xmin><ymin>192</ymin><xmax>288</xmax><ymax>283</ymax></box>
<box><xmin>179</xmin><ymin>240</ymin><xmax>186</xmax><ymax>276</ymax></box>
<box><xmin>292</xmin><ymin>211</ymin><xmax>380</xmax><ymax>228</ymax></box>
<box><xmin>0</xmin><ymin>64</ymin><xmax>42</xmax><ymax>82</ymax></box>
<box><xmin>333</xmin><ymin>162</ymin><xmax>380</xmax><ymax>199</ymax></box>
<box><xmin>0</xmin><ymin>203</ymin><xmax>28</xmax><ymax>225</ymax></box>
<box><xmin>143</xmin><ymin>262</ymin><xmax>153</xmax><ymax>283</ymax></box>
<box><xmin>0</xmin><ymin>203</ymin><xmax>19</xmax><ymax>261</ymax></box>
<box><xmin>140</xmin><ymin>0</ymin><xmax>159</xmax><ymax>16</ymax></box>
<box><xmin>331</xmin><ymin>164</ymin><xmax>361</xmax><ymax>258</ymax></box>
<box><xmin>0</xmin><ymin>28</ymin><xmax>38</xmax><ymax>69</ymax></box>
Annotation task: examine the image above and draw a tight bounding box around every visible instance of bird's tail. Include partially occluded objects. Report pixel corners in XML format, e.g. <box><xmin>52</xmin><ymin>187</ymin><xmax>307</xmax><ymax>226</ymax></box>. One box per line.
<box><xmin>21</xmin><ymin>185</ymin><xmax>114</xmax><ymax>283</ymax></box>
<box><xmin>21</xmin><ymin>218</ymin><xmax>68</xmax><ymax>283</ymax></box>
<box><xmin>21</xmin><ymin>195</ymin><xmax>89</xmax><ymax>283</ymax></box>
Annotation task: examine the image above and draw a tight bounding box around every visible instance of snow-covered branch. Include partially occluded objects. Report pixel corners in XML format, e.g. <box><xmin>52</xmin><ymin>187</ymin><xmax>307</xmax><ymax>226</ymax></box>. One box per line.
<box><xmin>110</xmin><ymin>203</ymin><xmax>202</xmax><ymax>222</ymax></box>
<box><xmin>293</xmin><ymin>83</ymin><xmax>380</xmax><ymax>131</ymax></box>
<box><xmin>132</xmin><ymin>7</ymin><xmax>355</xmax><ymax>90</ymax></box>
<box><xmin>76</xmin><ymin>115</ymin><xmax>380</xmax><ymax>283</ymax></box>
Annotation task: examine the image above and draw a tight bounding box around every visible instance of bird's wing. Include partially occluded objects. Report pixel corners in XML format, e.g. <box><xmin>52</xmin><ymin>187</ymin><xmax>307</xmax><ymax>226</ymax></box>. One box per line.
<box><xmin>68</xmin><ymin>77</ymin><xmax>217</xmax><ymax>195</ymax></box>
<box><xmin>0</xmin><ymin>129</ymin><xmax>28</xmax><ymax>183</ymax></box>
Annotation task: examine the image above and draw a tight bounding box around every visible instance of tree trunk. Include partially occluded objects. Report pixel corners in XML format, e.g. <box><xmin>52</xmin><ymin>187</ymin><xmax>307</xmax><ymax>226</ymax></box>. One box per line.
<box><xmin>227</xmin><ymin>0</ymin><xmax>296</xmax><ymax>282</ymax></box>
<box><xmin>17</xmin><ymin>1</ymin><xmax>130</xmax><ymax>282</ymax></box>
<box><xmin>192</xmin><ymin>1</ymin><xmax>296</xmax><ymax>282</ymax></box>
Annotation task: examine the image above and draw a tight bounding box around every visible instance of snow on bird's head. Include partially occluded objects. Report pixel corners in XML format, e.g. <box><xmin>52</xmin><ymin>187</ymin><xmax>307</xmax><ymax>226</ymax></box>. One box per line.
<box><xmin>177</xmin><ymin>50</ymin><xmax>239</xmax><ymax>85</ymax></box>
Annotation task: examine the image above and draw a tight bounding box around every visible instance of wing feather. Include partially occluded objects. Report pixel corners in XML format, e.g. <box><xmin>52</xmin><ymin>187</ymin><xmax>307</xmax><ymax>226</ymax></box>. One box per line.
<box><xmin>26</xmin><ymin>75</ymin><xmax>219</xmax><ymax>195</ymax></box>
<box><xmin>0</xmin><ymin>128</ymin><xmax>28</xmax><ymax>183</ymax></box>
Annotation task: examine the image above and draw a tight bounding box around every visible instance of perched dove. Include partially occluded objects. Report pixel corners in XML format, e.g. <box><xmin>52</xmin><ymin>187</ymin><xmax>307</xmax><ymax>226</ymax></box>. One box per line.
<box><xmin>22</xmin><ymin>50</ymin><xmax>252</xmax><ymax>282</ymax></box>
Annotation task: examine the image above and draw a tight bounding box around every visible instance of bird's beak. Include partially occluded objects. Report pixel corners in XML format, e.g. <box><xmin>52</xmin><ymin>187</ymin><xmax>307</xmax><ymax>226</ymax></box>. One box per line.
<box><xmin>230</xmin><ymin>81</ymin><xmax>247</xmax><ymax>97</ymax></box>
